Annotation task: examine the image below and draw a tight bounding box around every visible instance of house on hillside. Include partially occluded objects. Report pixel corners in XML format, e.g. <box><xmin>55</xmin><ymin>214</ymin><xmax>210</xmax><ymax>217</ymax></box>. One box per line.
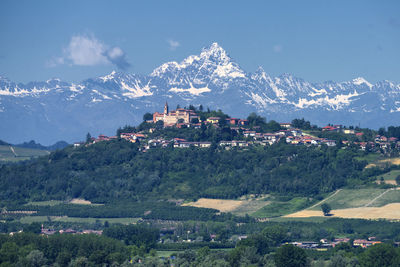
<box><xmin>120</xmin><ymin>133</ymin><xmax>147</xmax><ymax>143</ymax></box>
<box><xmin>228</xmin><ymin>118</ymin><xmax>240</xmax><ymax>125</ymax></box>
<box><xmin>243</xmin><ymin>130</ymin><xmax>256</xmax><ymax>138</ymax></box>
<box><xmin>290</xmin><ymin>129</ymin><xmax>302</xmax><ymax>136</ymax></box>
<box><xmin>280</xmin><ymin>123</ymin><xmax>292</xmax><ymax>129</ymax></box>
<box><xmin>342</xmin><ymin>129</ymin><xmax>355</xmax><ymax>134</ymax></box>
<box><xmin>238</xmin><ymin>119</ymin><xmax>248</xmax><ymax>126</ymax></box>
<box><xmin>322</xmin><ymin>126</ymin><xmax>340</xmax><ymax>132</ymax></box>
<box><xmin>153</xmin><ymin>102</ymin><xmax>199</xmax><ymax>126</ymax></box>
<box><xmin>321</xmin><ymin>140</ymin><xmax>336</xmax><ymax>146</ymax></box>
<box><xmin>353</xmin><ymin>239</ymin><xmax>381</xmax><ymax>248</ymax></box>
<box><xmin>206</xmin><ymin>117</ymin><xmax>221</xmax><ymax>124</ymax></box>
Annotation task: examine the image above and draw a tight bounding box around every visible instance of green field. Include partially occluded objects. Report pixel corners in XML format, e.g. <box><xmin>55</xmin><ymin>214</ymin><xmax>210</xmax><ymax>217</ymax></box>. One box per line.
<box><xmin>376</xmin><ymin>170</ymin><xmax>400</xmax><ymax>181</ymax></box>
<box><xmin>251</xmin><ymin>197</ymin><xmax>311</xmax><ymax>218</ymax></box>
<box><xmin>20</xmin><ymin>216</ymin><xmax>140</xmax><ymax>224</ymax></box>
<box><xmin>231</xmin><ymin>199</ymin><xmax>271</xmax><ymax>217</ymax></box>
<box><xmin>369</xmin><ymin>189</ymin><xmax>400</xmax><ymax>207</ymax></box>
<box><xmin>309</xmin><ymin>188</ymin><xmax>396</xmax><ymax>210</ymax></box>
<box><xmin>354</xmin><ymin>153</ymin><xmax>381</xmax><ymax>163</ymax></box>
<box><xmin>0</xmin><ymin>145</ymin><xmax>49</xmax><ymax>162</ymax></box>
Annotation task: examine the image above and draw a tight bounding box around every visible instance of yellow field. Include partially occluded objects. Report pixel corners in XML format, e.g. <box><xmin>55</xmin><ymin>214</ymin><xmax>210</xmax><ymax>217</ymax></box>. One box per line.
<box><xmin>183</xmin><ymin>198</ymin><xmax>270</xmax><ymax>215</ymax></box>
<box><xmin>285</xmin><ymin>203</ymin><xmax>400</xmax><ymax>220</ymax></box>
<box><xmin>376</xmin><ymin>180</ymin><xmax>397</xmax><ymax>185</ymax></box>
<box><xmin>366</xmin><ymin>157</ymin><xmax>400</xmax><ymax>168</ymax></box>
<box><xmin>183</xmin><ymin>198</ymin><xmax>244</xmax><ymax>212</ymax></box>
<box><xmin>381</xmin><ymin>158</ymin><xmax>400</xmax><ymax>165</ymax></box>
<box><xmin>69</xmin><ymin>198</ymin><xmax>93</xmax><ymax>205</ymax></box>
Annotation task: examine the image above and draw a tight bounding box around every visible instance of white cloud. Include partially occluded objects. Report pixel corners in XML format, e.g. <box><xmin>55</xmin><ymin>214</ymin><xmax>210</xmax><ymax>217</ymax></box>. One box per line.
<box><xmin>48</xmin><ymin>34</ymin><xmax>130</xmax><ymax>69</ymax></box>
<box><xmin>107</xmin><ymin>46</ymin><xmax>124</xmax><ymax>59</ymax></box>
<box><xmin>167</xmin><ymin>39</ymin><xmax>180</xmax><ymax>50</ymax></box>
<box><xmin>65</xmin><ymin>35</ymin><xmax>108</xmax><ymax>66</ymax></box>
<box><xmin>105</xmin><ymin>46</ymin><xmax>130</xmax><ymax>69</ymax></box>
<box><xmin>273</xmin><ymin>44</ymin><xmax>283</xmax><ymax>53</ymax></box>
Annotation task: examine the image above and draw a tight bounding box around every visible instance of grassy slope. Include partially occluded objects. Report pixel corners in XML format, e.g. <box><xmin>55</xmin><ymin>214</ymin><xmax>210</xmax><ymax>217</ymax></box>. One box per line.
<box><xmin>251</xmin><ymin>197</ymin><xmax>311</xmax><ymax>218</ymax></box>
<box><xmin>231</xmin><ymin>200</ymin><xmax>271</xmax><ymax>217</ymax></box>
<box><xmin>376</xmin><ymin>170</ymin><xmax>400</xmax><ymax>181</ymax></box>
<box><xmin>0</xmin><ymin>145</ymin><xmax>49</xmax><ymax>162</ymax></box>
<box><xmin>309</xmin><ymin>189</ymin><xmax>388</xmax><ymax>210</ymax></box>
<box><xmin>369</xmin><ymin>190</ymin><xmax>400</xmax><ymax>207</ymax></box>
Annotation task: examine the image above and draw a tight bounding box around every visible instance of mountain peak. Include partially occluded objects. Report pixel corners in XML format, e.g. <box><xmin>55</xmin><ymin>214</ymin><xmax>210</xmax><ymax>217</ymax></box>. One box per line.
<box><xmin>252</xmin><ymin>66</ymin><xmax>269</xmax><ymax>81</ymax></box>
<box><xmin>352</xmin><ymin>77</ymin><xmax>372</xmax><ymax>88</ymax></box>
<box><xmin>150</xmin><ymin>42</ymin><xmax>245</xmax><ymax>79</ymax></box>
<box><xmin>255</xmin><ymin>66</ymin><xmax>266</xmax><ymax>74</ymax></box>
<box><xmin>200</xmin><ymin>42</ymin><xmax>230</xmax><ymax>63</ymax></box>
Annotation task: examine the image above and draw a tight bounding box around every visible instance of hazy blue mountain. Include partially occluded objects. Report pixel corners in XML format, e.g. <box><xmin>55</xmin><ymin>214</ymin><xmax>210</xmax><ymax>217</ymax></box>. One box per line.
<box><xmin>14</xmin><ymin>140</ymin><xmax>69</xmax><ymax>151</ymax></box>
<box><xmin>0</xmin><ymin>43</ymin><xmax>399</xmax><ymax>144</ymax></box>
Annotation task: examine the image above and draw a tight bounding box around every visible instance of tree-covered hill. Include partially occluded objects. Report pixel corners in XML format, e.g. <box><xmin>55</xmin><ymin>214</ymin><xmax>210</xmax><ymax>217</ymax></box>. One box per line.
<box><xmin>0</xmin><ymin>138</ymin><xmax>378</xmax><ymax>204</ymax></box>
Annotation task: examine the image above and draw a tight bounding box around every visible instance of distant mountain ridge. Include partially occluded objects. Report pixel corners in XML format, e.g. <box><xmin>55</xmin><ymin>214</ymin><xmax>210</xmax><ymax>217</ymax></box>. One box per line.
<box><xmin>14</xmin><ymin>140</ymin><xmax>69</xmax><ymax>151</ymax></box>
<box><xmin>0</xmin><ymin>42</ymin><xmax>399</xmax><ymax>144</ymax></box>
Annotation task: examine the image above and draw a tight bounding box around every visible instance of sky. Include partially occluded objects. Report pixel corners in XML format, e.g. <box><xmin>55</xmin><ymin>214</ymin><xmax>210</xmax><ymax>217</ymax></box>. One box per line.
<box><xmin>0</xmin><ymin>0</ymin><xmax>399</xmax><ymax>84</ymax></box>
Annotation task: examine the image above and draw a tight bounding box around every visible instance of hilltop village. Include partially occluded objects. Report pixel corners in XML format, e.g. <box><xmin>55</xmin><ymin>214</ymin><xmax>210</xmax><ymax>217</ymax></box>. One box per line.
<box><xmin>75</xmin><ymin>103</ymin><xmax>400</xmax><ymax>153</ymax></box>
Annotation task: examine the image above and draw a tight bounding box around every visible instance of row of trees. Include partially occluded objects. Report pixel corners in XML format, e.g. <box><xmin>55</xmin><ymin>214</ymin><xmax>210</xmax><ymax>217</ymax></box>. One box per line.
<box><xmin>21</xmin><ymin>202</ymin><xmax>250</xmax><ymax>222</ymax></box>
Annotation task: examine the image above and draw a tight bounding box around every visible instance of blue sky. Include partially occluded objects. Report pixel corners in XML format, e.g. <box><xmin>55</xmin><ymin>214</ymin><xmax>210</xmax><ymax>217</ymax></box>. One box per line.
<box><xmin>0</xmin><ymin>0</ymin><xmax>399</xmax><ymax>83</ymax></box>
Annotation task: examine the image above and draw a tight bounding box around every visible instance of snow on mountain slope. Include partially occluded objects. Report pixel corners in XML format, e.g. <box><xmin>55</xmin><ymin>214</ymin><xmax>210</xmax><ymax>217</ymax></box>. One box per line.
<box><xmin>0</xmin><ymin>43</ymin><xmax>399</xmax><ymax>144</ymax></box>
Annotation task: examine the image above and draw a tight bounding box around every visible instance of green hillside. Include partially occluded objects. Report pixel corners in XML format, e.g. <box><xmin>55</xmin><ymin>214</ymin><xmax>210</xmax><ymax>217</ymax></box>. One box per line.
<box><xmin>0</xmin><ymin>138</ymin><xmax>377</xmax><ymax>205</ymax></box>
<box><xmin>308</xmin><ymin>188</ymin><xmax>396</xmax><ymax>210</ymax></box>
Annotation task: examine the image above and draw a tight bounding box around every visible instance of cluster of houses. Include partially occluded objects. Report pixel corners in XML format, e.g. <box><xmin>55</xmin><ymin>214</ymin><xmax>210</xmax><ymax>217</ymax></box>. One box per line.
<box><xmin>78</xmin><ymin>126</ymin><xmax>338</xmax><ymax>150</ymax></box>
<box><xmin>322</xmin><ymin>125</ymin><xmax>400</xmax><ymax>151</ymax></box>
<box><xmin>72</xmin><ymin>104</ymin><xmax>400</xmax><ymax>152</ymax></box>
<box><xmin>74</xmin><ymin>123</ymin><xmax>400</xmax><ymax>152</ymax></box>
<box><xmin>289</xmin><ymin>237</ymin><xmax>382</xmax><ymax>250</ymax></box>
<box><xmin>40</xmin><ymin>225</ymin><xmax>102</xmax><ymax>236</ymax></box>
<box><xmin>242</xmin><ymin>128</ymin><xmax>337</xmax><ymax>147</ymax></box>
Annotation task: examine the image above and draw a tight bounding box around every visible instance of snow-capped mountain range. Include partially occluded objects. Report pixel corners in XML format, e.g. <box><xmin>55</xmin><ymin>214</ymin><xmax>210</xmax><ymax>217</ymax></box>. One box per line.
<box><xmin>1</xmin><ymin>42</ymin><xmax>399</xmax><ymax>144</ymax></box>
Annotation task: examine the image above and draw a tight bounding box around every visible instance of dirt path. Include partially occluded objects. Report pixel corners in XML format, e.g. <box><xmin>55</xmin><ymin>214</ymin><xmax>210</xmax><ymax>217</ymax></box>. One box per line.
<box><xmin>364</xmin><ymin>188</ymin><xmax>396</xmax><ymax>207</ymax></box>
<box><xmin>307</xmin><ymin>189</ymin><xmax>342</xmax><ymax>210</ymax></box>
<box><xmin>9</xmin><ymin>146</ymin><xmax>17</xmax><ymax>157</ymax></box>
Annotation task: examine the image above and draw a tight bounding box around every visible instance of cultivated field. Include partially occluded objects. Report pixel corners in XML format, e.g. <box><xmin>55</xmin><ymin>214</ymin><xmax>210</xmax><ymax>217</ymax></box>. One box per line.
<box><xmin>184</xmin><ymin>198</ymin><xmax>244</xmax><ymax>212</ymax></box>
<box><xmin>369</xmin><ymin>189</ymin><xmax>400</xmax><ymax>207</ymax></box>
<box><xmin>309</xmin><ymin>188</ymin><xmax>395</xmax><ymax>210</ymax></box>
<box><xmin>366</xmin><ymin>157</ymin><xmax>400</xmax><ymax>168</ymax></box>
<box><xmin>251</xmin><ymin>197</ymin><xmax>310</xmax><ymax>218</ymax></box>
<box><xmin>69</xmin><ymin>198</ymin><xmax>93</xmax><ymax>205</ymax></box>
<box><xmin>285</xmin><ymin>203</ymin><xmax>400</xmax><ymax>220</ymax></box>
<box><xmin>0</xmin><ymin>145</ymin><xmax>49</xmax><ymax>162</ymax></box>
<box><xmin>381</xmin><ymin>158</ymin><xmax>400</xmax><ymax>165</ymax></box>
<box><xmin>183</xmin><ymin>198</ymin><xmax>270</xmax><ymax>215</ymax></box>
<box><xmin>286</xmin><ymin>187</ymin><xmax>400</xmax><ymax>220</ymax></box>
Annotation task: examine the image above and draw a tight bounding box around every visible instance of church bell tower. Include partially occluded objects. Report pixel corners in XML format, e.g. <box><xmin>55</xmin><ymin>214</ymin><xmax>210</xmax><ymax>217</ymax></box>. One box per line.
<box><xmin>164</xmin><ymin>102</ymin><xmax>169</xmax><ymax>114</ymax></box>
